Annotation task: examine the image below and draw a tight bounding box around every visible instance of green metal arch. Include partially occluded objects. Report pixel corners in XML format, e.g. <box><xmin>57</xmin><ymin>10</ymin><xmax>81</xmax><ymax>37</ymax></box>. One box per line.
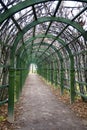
<box><xmin>21</xmin><ymin>45</ymin><xmax>55</xmax><ymax>56</ymax></box>
<box><xmin>16</xmin><ymin>33</ymin><xmax>73</xmax><ymax>57</ymax></box>
<box><xmin>4</xmin><ymin>0</ymin><xmax>87</xmax><ymax>121</ymax></box>
<box><xmin>15</xmin><ymin>33</ymin><xmax>73</xmax><ymax>81</ymax></box>
<box><xmin>11</xmin><ymin>17</ymin><xmax>87</xmax><ymax>60</ymax></box>
<box><xmin>17</xmin><ymin>43</ymin><xmax>61</xmax><ymax>65</ymax></box>
<box><xmin>17</xmin><ymin>42</ymin><xmax>62</xmax><ymax>60</ymax></box>
<box><xmin>0</xmin><ymin>0</ymin><xmax>87</xmax><ymax>24</ymax></box>
<box><xmin>15</xmin><ymin>32</ymin><xmax>75</xmax><ymax>102</ymax></box>
<box><xmin>17</xmin><ymin>33</ymin><xmax>75</xmax><ymax>102</ymax></box>
<box><xmin>9</xmin><ymin>16</ymin><xmax>81</xmax><ymax>104</ymax></box>
<box><xmin>16</xmin><ymin>42</ymin><xmax>63</xmax><ymax>71</ymax></box>
<box><xmin>26</xmin><ymin>50</ymin><xmax>54</xmax><ymax>62</ymax></box>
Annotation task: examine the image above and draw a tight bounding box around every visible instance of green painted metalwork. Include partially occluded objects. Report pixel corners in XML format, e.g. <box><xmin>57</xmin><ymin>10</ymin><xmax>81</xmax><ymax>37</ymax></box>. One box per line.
<box><xmin>15</xmin><ymin>56</ymin><xmax>21</xmax><ymax>101</ymax></box>
<box><xmin>0</xmin><ymin>99</ymin><xmax>8</xmax><ymax>105</ymax></box>
<box><xmin>54</xmin><ymin>62</ymin><xmax>58</xmax><ymax>87</ymax></box>
<box><xmin>75</xmin><ymin>90</ymin><xmax>87</xmax><ymax>99</ymax></box>
<box><xmin>17</xmin><ymin>35</ymin><xmax>65</xmax><ymax>96</ymax></box>
<box><xmin>5</xmin><ymin>17</ymin><xmax>85</xmax><ymax>74</ymax></box>
<box><xmin>0</xmin><ymin>84</ymin><xmax>8</xmax><ymax>105</ymax></box>
<box><xmin>0</xmin><ymin>0</ymin><xmax>87</xmax><ymax>123</ymax></box>
<box><xmin>8</xmin><ymin>18</ymin><xmax>86</xmax><ymax>106</ymax></box>
<box><xmin>0</xmin><ymin>84</ymin><xmax>8</xmax><ymax>89</ymax></box>
<box><xmin>0</xmin><ymin>0</ymin><xmax>86</xmax><ymax>24</ymax></box>
<box><xmin>12</xmin><ymin>17</ymin><xmax>87</xmax><ymax>53</ymax></box>
<box><xmin>14</xmin><ymin>31</ymin><xmax>75</xmax><ymax>102</ymax></box>
<box><xmin>50</xmin><ymin>62</ymin><xmax>54</xmax><ymax>84</ymax></box>
<box><xmin>17</xmin><ymin>42</ymin><xmax>62</xmax><ymax>60</ymax></box>
<box><xmin>16</xmin><ymin>39</ymin><xmax>65</xmax><ymax>95</ymax></box>
<box><xmin>8</xmin><ymin>67</ymin><xmax>15</xmax><ymax>122</ymax></box>
<box><xmin>0</xmin><ymin>0</ymin><xmax>49</xmax><ymax>24</ymax></box>
<box><xmin>15</xmin><ymin>70</ymin><xmax>20</xmax><ymax>100</ymax></box>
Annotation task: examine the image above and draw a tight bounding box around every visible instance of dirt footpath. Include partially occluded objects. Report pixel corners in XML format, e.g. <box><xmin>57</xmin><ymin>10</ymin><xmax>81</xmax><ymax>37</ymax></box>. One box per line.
<box><xmin>14</xmin><ymin>74</ymin><xmax>87</xmax><ymax>130</ymax></box>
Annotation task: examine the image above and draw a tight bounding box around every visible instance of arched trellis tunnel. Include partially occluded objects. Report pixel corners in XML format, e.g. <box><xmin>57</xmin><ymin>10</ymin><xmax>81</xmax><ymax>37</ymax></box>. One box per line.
<box><xmin>0</xmin><ymin>0</ymin><xmax>87</xmax><ymax>121</ymax></box>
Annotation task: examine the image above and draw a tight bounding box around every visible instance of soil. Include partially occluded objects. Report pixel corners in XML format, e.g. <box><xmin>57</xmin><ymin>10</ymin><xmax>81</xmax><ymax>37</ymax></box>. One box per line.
<box><xmin>13</xmin><ymin>74</ymin><xmax>87</xmax><ymax>130</ymax></box>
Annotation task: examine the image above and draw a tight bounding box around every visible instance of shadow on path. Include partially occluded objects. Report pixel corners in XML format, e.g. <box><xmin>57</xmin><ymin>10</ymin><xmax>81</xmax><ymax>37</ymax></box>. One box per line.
<box><xmin>15</xmin><ymin>74</ymin><xmax>87</xmax><ymax>130</ymax></box>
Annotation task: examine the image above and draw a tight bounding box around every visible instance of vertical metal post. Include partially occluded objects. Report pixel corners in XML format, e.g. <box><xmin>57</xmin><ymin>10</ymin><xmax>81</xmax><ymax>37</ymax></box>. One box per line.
<box><xmin>15</xmin><ymin>56</ymin><xmax>21</xmax><ymax>101</ymax></box>
<box><xmin>60</xmin><ymin>60</ymin><xmax>64</xmax><ymax>95</ymax></box>
<box><xmin>70</xmin><ymin>56</ymin><xmax>75</xmax><ymax>103</ymax></box>
<box><xmin>46</xmin><ymin>65</ymin><xmax>48</xmax><ymax>80</ymax></box>
<box><xmin>50</xmin><ymin>62</ymin><xmax>53</xmax><ymax>84</ymax></box>
<box><xmin>47</xmin><ymin>64</ymin><xmax>49</xmax><ymax>82</ymax></box>
<box><xmin>8</xmin><ymin>67</ymin><xmax>15</xmax><ymax>122</ymax></box>
<box><xmin>54</xmin><ymin>62</ymin><xmax>58</xmax><ymax>86</ymax></box>
<box><xmin>48</xmin><ymin>64</ymin><xmax>50</xmax><ymax>82</ymax></box>
<box><xmin>20</xmin><ymin>61</ymin><xmax>23</xmax><ymax>93</ymax></box>
<box><xmin>16</xmin><ymin>69</ymin><xmax>20</xmax><ymax>101</ymax></box>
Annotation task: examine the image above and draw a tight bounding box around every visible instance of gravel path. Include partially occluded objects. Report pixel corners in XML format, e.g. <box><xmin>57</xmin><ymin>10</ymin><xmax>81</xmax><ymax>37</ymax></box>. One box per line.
<box><xmin>15</xmin><ymin>74</ymin><xmax>87</xmax><ymax>130</ymax></box>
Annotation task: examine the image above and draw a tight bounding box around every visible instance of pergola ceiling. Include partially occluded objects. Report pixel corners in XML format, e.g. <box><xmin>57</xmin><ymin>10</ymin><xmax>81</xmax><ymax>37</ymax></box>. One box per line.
<box><xmin>0</xmin><ymin>0</ymin><xmax>87</xmax><ymax>65</ymax></box>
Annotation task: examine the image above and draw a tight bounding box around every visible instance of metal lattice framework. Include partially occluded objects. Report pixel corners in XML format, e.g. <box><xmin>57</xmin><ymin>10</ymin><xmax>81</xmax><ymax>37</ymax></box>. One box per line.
<box><xmin>0</xmin><ymin>0</ymin><xmax>87</xmax><ymax>121</ymax></box>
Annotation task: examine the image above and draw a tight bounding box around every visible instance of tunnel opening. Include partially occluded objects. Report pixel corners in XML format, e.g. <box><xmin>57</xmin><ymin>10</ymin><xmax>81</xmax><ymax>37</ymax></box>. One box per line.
<box><xmin>29</xmin><ymin>63</ymin><xmax>37</xmax><ymax>74</ymax></box>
